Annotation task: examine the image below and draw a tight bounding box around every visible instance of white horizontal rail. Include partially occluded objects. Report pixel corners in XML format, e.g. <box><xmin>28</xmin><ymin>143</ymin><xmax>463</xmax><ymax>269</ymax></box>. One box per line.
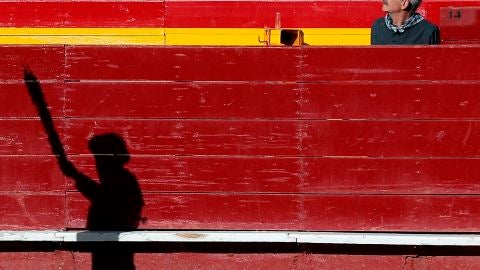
<box><xmin>2</xmin><ymin>230</ymin><xmax>480</xmax><ymax>246</ymax></box>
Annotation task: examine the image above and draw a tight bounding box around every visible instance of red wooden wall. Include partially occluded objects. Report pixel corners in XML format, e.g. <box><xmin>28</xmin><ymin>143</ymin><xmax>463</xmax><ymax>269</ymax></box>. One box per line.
<box><xmin>6</xmin><ymin>251</ymin><xmax>480</xmax><ymax>270</ymax></box>
<box><xmin>1</xmin><ymin>0</ymin><xmax>479</xmax><ymax>28</ymax></box>
<box><xmin>2</xmin><ymin>45</ymin><xmax>480</xmax><ymax>232</ymax></box>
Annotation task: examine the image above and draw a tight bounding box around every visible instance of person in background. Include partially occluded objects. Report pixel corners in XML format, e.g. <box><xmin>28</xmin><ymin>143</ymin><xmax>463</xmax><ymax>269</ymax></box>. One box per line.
<box><xmin>371</xmin><ymin>0</ymin><xmax>440</xmax><ymax>45</ymax></box>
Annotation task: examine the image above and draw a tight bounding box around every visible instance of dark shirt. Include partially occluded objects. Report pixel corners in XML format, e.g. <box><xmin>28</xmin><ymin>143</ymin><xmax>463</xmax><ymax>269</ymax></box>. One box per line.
<box><xmin>371</xmin><ymin>17</ymin><xmax>440</xmax><ymax>45</ymax></box>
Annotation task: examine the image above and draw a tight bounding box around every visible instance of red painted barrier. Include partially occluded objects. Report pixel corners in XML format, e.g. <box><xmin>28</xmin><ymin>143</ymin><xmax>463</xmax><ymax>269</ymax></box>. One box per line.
<box><xmin>5</xmin><ymin>251</ymin><xmax>480</xmax><ymax>270</ymax></box>
<box><xmin>0</xmin><ymin>0</ymin><xmax>478</xmax><ymax>29</ymax></box>
<box><xmin>66</xmin><ymin>82</ymin><xmax>480</xmax><ymax>119</ymax></box>
<box><xmin>2</xmin><ymin>45</ymin><xmax>480</xmax><ymax>233</ymax></box>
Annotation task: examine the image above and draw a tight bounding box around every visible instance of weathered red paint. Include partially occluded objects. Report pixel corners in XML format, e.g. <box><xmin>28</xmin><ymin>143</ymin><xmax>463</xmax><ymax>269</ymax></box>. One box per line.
<box><xmin>0</xmin><ymin>120</ymin><xmax>64</xmax><ymax>155</ymax></box>
<box><xmin>60</xmin><ymin>119</ymin><xmax>480</xmax><ymax>157</ymax></box>
<box><xmin>300</xmin><ymin>46</ymin><xmax>480</xmax><ymax>81</ymax></box>
<box><xmin>66</xmin><ymin>156</ymin><xmax>303</xmax><ymax>193</ymax></box>
<box><xmin>65</xmin><ymin>82</ymin><xmax>480</xmax><ymax>119</ymax></box>
<box><xmin>68</xmin><ymin>253</ymin><xmax>409</xmax><ymax>270</ymax></box>
<box><xmin>0</xmin><ymin>1</ymin><xmax>165</xmax><ymax>27</ymax></box>
<box><xmin>64</xmin><ymin>156</ymin><xmax>480</xmax><ymax>194</ymax></box>
<box><xmin>66</xmin><ymin>192</ymin><xmax>480</xmax><ymax>231</ymax></box>
<box><xmin>0</xmin><ymin>156</ymin><xmax>64</xmax><ymax>192</ymax></box>
<box><xmin>65</xmin><ymin>82</ymin><xmax>301</xmax><ymax>119</ymax></box>
<box><xmin>0</xmin><ymin>194</ymin><xmax>64</xmax><ymax>229</ymax></box>
<box><xmin>65</xmin><ymin>46</ymin><xmax>480</xmax><ymax>81</ymax></box>
<box><xmin>0</xmin><ymin>46</ymin><xmax>64</xmax><ymax>80</ymax></box>
<box><xmin>3</xmin><ymin>46</ymin><xmax>480</xmax><ymax>235</ymax></box>
<box><xmin>301</xmin><ymin>82</ymin><xmax>480</xmax><ymax>119</ymax></box>
<box><xmin>67</xmin><ymin>192</ymin><xmax>302</xmax><ymax>229</ymax></box>
<box><xmin>426</xmin><ymin>0</ymin><xmax>480</xmax><ymax>25</ymax></box>
<box><xmin>440</xmin><ymin>6</ymin><xmax>480</xmax><ymax>43</ymax></box>
<box><xmin>164</xmin><ymin>0</ymin><xmax>480</xmax><ymax>28</ymax></box>
<box><xmin>0</xmin><ymin>252</ymin><xmax>76</xmax><ymax>270</ymax></box>
<box><xmin>164</xmin><ymin>1</ymin><xmax>382</xmax><ymax>28</ymax></box>
<box><xmin>65</xmin><ymin>46</ymin><xmax>302</xmax><ymax>81</ymax></box>
<box><xmin>8</xmin><ymin>252</ymin><xmax>480</xmax><ymax>270</ymax></box>
<box><xmin>0</xmin><ymin>83</ymin><xmax>63</xmax><ymax>117</ymax></box>
<box><xmin>64</xmin><ymin>119</ymin><xmax>301</xmax><ymax>155</ymax></box>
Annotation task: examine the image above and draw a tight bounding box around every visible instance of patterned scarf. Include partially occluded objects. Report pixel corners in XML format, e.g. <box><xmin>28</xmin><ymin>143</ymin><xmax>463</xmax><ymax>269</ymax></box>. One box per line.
<box><xmin>385</xmin><ymin>12</ymin><xmax>424</xmax><ymax>33</ymax></box>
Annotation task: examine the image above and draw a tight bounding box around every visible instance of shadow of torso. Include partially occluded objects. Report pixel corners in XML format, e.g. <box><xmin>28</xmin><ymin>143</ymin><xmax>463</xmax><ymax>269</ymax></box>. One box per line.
<box><xmin>78</xmin><ymin>168</ymin><xmax>143</xmax><ymax>231</ymax></box>
<box><xmin>75</xmin><ymin>163</ymin><xmax>144</xmax><ymax>270</ymax></box>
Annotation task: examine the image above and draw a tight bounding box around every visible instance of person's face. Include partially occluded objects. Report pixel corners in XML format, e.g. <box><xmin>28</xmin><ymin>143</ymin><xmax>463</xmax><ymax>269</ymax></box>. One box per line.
<box><xmin>382</xmin><ymin>0</ymin><xmax>409</xmax><ymax>13</ymax></box>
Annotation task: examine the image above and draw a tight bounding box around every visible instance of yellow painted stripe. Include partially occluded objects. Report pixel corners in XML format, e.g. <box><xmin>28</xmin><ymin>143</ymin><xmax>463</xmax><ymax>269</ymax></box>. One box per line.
<box><xmin>0</xmin><ymin>28</ymin><xmax>164</xmax><ymax>45</ymax></box>
<box><xmin>0</xmin><ymin>36</ymin><xmax>165</xmax><ymax>45</ymax></box>
<box><xmin>303</xmin><ymin>28</ymin><xmax>371</xmax><ymax>45</ymax></box>
<box><xmin>0</xmin><ymin>28</ymin><xmax>370</xmax><ymax>46</ymax></box>
<box><xmin>165</xmin><ymin>28</ymin><xmax>266</xmax><ymax>46</ymax></box>
<box><xmin>0</xmin><ymin>28</ymin><xmax>164</xmax><ymax>35</ymax></box>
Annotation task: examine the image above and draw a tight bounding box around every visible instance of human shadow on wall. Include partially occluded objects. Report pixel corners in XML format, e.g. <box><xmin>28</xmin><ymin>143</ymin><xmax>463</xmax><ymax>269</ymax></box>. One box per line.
<box><xmin>24</xmin><ymin>68</ymin><xmax>144</xmax><ymax>270</ymax></box>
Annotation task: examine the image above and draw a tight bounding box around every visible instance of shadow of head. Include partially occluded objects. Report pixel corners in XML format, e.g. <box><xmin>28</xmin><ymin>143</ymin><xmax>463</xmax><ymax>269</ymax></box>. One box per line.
<box><xmin>88</xmin><ymin>133</ymin><xmax>130</xmax><ymax>173</ymax></box>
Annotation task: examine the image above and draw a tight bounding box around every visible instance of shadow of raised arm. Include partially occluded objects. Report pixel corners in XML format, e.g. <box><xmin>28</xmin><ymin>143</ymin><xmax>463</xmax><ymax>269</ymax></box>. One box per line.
<box><xmin>23</xmin><ymin>67</ymin><xmax>99</xmax><ymax>199</ymax></box>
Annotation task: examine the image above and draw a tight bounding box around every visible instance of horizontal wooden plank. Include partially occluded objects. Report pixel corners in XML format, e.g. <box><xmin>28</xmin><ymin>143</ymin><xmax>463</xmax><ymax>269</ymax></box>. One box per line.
<box><xmin>65</xmin><ymin>46</ymin><xmax>480</xmax><ymax>82</ymax></box>
<box><xmin>0</xmin><ymin>83</ymin><xmax>63</xmax><ymax>117</ymax></box>
<box><xmin>4</xmin><ymin>252</ymin><xmax>480</xmax><ymax>270</ymax></box>
<box><xmin>0</xmin><ymin>46</ymin><xmax>64</xmax><ymax>81</ymax></box>
<box><xmin>0</xmin><ymin>193</ymin><xmax>65</xmax><ymax>229</ymax></box>
<box><xmin>64</xmin><ymin>119</ymin><xmax>300</xmax><ymax>156</ymax></box>
<box><xmin>64</xmin><ymin>119</ymin><xmax>480</xmax><ymax>157</ymax></box>
<box><xmin>302</xmin><ymin>195</ymin><xmax>480</xmax><ymax>231</ymax></box>
<box><xmin>409</xmin><ymin>256</ymin><xmax>480</xmax><ymax>269</ymax></box>
<box><xmin>300</xmin><ymin>46</ymin><xmax>480</xmax><ymax>81</ymax></box>
<box><xmin>66</xmin><ymin>82</ymin><xmax>480</xmax><ymax>119</ymax></box>
<box><xmin>301</xmin><ymin>120</ymin><xmax>480</xmax><ymax>157</ymax></box>
<box><xmin>164</xmin><ymin>1</ymin><xmax>382</xmax><ymax>28</ymax></box>
<box><xmin>302</xmin><ymin>157</ymin><xmax>480</xmax><ymax>194</ymax></box>
<box><xmin>66</xmin><ymin>193</ymin><xmax>480</xmax><ymax>231</ymax></box>
<box><xmin>0</xmin><ymin>2</ymin><xmax>164</xmax><ymax>27</ymax></box>
<box><xmin>65</xmin><ymin>46</ymin><xmax>302</xmax><ymax>81</ymax></box>
<box><xmin>65</xmin><ymin>82</ymin><xmax>300</xmax><ymax>118</ymax></box>
<box><xmin>65</xmin><ymin>156</ymin><xmax>301</xmax><ymax>193</ymax></box>
<box><xmin>302</xmin><ymin>82</ymin><xmax>480</xmax><ymax>119</ymax></box>
<box><xmin>0</xmin><ymin>252</ymin><xmax>74</xmax><ymax>270</ymax></box>
<box><xmin>64</xmin><ymin>156</ymin><xmax>480</xmax><ymax>194</ymax></box>
<box><xmin>0</xmin><ymin>156</ymin><xmax>64</xmax><ymax>192</ymax></box>
<box><xmin>70</xmin><ymin>252</ymin><xmax>407</xmax><ymax>270</ymax></box>
<box><xmin>135</xmin><ymin>254</ymin><xmax>480</xmax><ymax>270</ymax></box>
<box><xmin>5</xmin><ymin>80</ymin><xmax>480</xmax><ymax>120</ymax></box>
<box><xmin>0</xmin><ymin>119</ymin><xmax>64</xmax><ymax>155</ymax></box>
<box><xmin>66</xmin><ymin>192</ymin><xmax>301</xmax><ymax>230</ymax></box>
<box><xmin>0</xmin><ymin>32</ymin><xmax>165</xmax><ymax>46</ymax></box>
<box><xmin>59</xmin><ymin>252</ymin><xmax>480</xmax><ymax>270</ymax></box>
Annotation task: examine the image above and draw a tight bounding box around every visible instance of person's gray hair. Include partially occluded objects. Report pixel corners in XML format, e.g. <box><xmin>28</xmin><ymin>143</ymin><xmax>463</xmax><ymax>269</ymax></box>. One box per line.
<box><xmin>408</xmin><ymin>0</ymin><xmax>422</xmax><ymax>11</ymax></box>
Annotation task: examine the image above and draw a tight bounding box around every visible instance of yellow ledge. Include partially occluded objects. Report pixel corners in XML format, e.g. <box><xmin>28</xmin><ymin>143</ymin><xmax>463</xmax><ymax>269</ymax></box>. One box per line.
<box><xmin>0</xmin><ymin>28</ymin><xmax>371</xmax><ymax>46</ymax></box>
